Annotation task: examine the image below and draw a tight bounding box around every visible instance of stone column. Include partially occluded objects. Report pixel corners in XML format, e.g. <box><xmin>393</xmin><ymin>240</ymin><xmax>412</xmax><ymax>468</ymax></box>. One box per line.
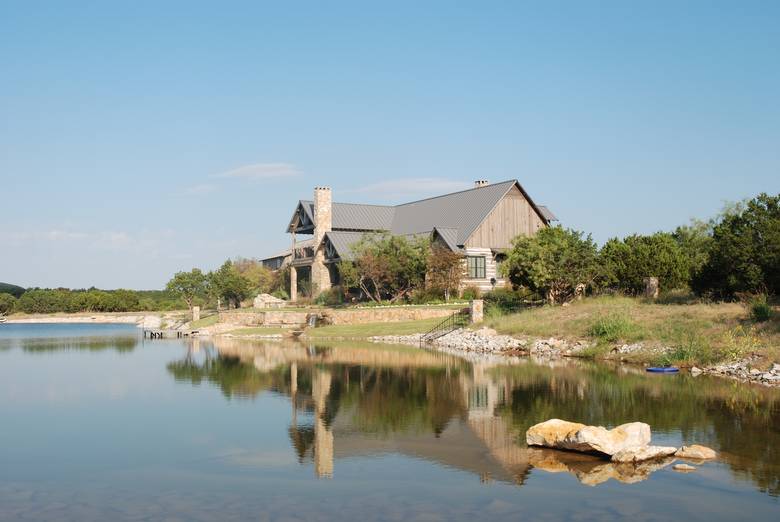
<box><xmin>312</xmin><ymin>368</ymin><xmax>333</xmax><ymax>478</ymax></box>
<box><xmin>290</xmin><ymin>266</ymin><xmax>298</xmax><ymax>302</ymax></box>
<box><xmin>311</xmin><ymin>187</ymin><xmax>332</xmax><ymax>297</ymax></box>
<box><xmin>470</xmin><ymin>299</ymin><xmax>484</xmax><ymax>324</ymax></box>
<box><xmin>191</xmin><ymin>305</ymin><xmax>200</xmax><ymax>322</ymax></box>
<box><xmin>643</xmin><ymin>277</ymin><xmax>659</xmax><ymax>299</ymax></box>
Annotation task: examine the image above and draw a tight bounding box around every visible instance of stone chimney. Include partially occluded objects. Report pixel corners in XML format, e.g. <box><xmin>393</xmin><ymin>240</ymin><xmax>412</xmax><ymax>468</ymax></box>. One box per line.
<box><xmin>313</xmin><ymin>186</ymin><xmax>332</xmax><ymax>244</ymax></box>
<box><xmin>474</xmin><ymin>180</ymin><xmax>489</xmax><ymax>188</ymax></box>
<box><xmin>312</xmin><ymin>187</ymin><xmax>333</xmax><ymax>296</ymax></box>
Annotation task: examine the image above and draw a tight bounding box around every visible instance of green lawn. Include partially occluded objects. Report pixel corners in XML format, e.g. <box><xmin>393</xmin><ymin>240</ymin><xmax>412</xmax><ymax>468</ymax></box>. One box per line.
<box><xmin>189</xmin><ymin>315</ymin><xmax>219</xmax><ymax>329</ymax></box>
<box><xmin>306</xmin><ymin>317</ymin><xmax>444</xmax><ymax>338</ymax></box>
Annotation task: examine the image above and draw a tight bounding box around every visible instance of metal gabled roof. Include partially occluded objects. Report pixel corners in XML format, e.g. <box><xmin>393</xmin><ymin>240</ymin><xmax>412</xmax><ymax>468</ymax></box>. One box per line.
<box><xmin>324</xmin><ymin>230</ymin><xmax>371</xmax><ymax>261</ymax></box>
<box><xmin>261</xmin><ymin>238</ymin><xmax>315</xmax><ymax>261</ymax></box>
<box><xmin>288</xmin><ymin>179</ymin><xmax>551</xmax><ymax>246</ymax></box>
<box><xmin>296</xmin><ymin>201</ymin><xmax>395</xmax><ymax>232</ymax></box>
<box><xmin>537</xmin><ymin>205</ymin><xmax>558</xmax><ymax>222</ymax></box>
<box><xmin>389</xmin><ymin>180</ymin><xmax>519</xmax><ymax>244</ymax></box>
<box><xmin>431</xmin><ymin>227</ymin><xmax>462</xmax><ymax>252</ymax></box>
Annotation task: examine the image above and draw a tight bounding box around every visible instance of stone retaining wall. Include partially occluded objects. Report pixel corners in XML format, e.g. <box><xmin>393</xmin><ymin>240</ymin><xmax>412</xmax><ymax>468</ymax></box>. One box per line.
<box><xmin>326</xmin><ymin>307</ymin><xmax>457</xmax><ymax>325</ymax></box>
<box><xmin>218</xmin><ymin>306</ymin><xmax>459</xmax><ymax>327</ymax></box>
<box><xmin>218</xmin><ymin>311</ymin><xmax>309</xmax><ymax>326</ymax></box>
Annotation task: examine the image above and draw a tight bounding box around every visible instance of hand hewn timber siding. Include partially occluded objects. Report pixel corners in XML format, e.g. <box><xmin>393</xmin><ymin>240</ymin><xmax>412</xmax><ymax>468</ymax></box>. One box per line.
<box><xmin>464</xmin><ymin>185</ymin><xmax>545</xmax><ymax>249</ymax></box>
<box><xmin>460</xmin><ymin>247</ymin><xmax>508</xmax><ymax>292</ymax></box>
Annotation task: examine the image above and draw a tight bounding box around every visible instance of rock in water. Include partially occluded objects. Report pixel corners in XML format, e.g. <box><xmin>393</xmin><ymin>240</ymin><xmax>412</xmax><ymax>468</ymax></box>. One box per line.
<box><xmin>673</xmin><ymin>463</ymin><xmax>697</xmax><ymax>472</ymax></box>
<box><xmin>561</xmin><ymin>422</ymin><xmax>651</xmax><ymax>456</ymax></box>
<box><xmin>675</xmin><ymin>445</ymin><xmax>717</xmax><ymax>460</ymax></box>
<box><xmin>526</xmin><ymin>420</ymin><xmax>651</xmax><ymax>456</ymax></box>
<box><xmin>611</xmin><ymin>445</ymin><xmax>677</xmax><ymax>463</ymax></box>
<box><xmin>526</xmin><ymin>419</ymin><xmax>585</xmax><ymax>447</ymax></box>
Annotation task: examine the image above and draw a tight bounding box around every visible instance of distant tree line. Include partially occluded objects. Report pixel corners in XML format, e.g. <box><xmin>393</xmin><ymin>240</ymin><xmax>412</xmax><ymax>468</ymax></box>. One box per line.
<box><xmin>0</xmin><ymin>258</ymin><xmax>287</xmax><ymax>315</ymax></box>
<box><xmin>0</xmin><ymin>288</ymin><xmax>182</xmax><ymax>315</ymax></box>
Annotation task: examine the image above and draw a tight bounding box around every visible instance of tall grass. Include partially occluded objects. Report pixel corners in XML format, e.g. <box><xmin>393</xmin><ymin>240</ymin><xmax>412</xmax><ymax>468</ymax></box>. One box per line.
<box><xmin>587</xmin><ymin>312</ymin><xmax>643</xmax><ymax>343</ymax></box>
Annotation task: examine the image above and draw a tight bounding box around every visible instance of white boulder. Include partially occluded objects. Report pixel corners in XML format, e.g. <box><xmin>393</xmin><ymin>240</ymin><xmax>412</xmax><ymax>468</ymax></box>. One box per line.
<box><xmin>612</xmin><ymin>445</ymin><xmax>677</xmax><ymax>463</ymax></box>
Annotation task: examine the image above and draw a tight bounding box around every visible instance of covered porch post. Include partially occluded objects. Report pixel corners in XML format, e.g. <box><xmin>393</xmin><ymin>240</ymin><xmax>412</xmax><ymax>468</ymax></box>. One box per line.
<box><xmin>290</xmin><ymin>266</ymin><xmax>298</xmax><ymax>302</ymax></box>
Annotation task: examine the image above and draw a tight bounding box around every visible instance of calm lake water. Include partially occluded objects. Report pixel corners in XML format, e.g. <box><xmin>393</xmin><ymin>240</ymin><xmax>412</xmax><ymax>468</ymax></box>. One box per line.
<box><xmin>1</xmin><ymin>323</ymin><xmax>779</xmax><ymax>521</ymax></box>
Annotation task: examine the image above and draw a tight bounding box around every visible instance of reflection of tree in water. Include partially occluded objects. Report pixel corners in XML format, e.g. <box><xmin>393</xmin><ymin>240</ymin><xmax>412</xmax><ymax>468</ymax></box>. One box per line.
<box><xmin>167</xmin><ymin>352</ymin><xmax>286</xmax><ymax>399</ymax></box>
<box><xmin>288</xmin><ymin>424</ymin><xmax>315</xmax><ymax>463</ymax></box>
<box><xmin>18</xmin><ymin>336</ymin><xmax>139</xmax><ymax>353</ymax></box>
<box><xmin>491</xmin><ymin>362</ymin><xmax>780</xmax><ymax>497</ymax></box>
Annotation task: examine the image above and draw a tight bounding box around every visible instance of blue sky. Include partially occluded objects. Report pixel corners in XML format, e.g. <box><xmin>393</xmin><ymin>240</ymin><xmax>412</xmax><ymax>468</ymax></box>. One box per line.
<box><xmin>1</xmin><ymin>1</ymin><xmax>778</xmax><ymax>289</ymax></box>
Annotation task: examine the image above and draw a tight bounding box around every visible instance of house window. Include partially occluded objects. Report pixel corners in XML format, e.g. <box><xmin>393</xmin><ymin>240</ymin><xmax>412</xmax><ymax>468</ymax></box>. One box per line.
<box><xmin>467</xmin><ymin>256</ymin><xmax>486</xmax><ymax>279</ymax></box>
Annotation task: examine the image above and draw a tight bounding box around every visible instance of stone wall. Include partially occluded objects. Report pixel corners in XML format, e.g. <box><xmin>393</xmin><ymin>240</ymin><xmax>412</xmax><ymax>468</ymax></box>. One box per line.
<box><xmin>218</xmin><ymin>306</ymin><xmax>458</xmax><ymax>327</ymax></box>
<box><xmin>218</xmin><ymin>310</ymin><xmax>309</xmax><ymax>326</ymax></box>
<box><xmin>325</xmin><ymin>306</ymin><xmax>457</xmax><ymax>325</ymax></box>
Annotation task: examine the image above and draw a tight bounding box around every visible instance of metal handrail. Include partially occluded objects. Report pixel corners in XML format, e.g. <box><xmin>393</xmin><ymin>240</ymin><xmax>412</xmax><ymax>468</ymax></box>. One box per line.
<box><xmin>420</xmin><ymin>308</ymin><xmax>469</xmax><ymax>347</ymax></box>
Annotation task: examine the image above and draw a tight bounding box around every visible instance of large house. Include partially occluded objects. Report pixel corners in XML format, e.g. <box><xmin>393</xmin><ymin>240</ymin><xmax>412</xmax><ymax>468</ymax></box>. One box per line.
<box><xmin>261</xmin><ymin>179</ymin><xmax>556</xmax><ymax>300</ymax></box>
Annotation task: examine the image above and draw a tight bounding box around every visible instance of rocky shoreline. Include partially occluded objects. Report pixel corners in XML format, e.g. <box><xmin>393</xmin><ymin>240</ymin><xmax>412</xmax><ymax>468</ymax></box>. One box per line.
<box><xmin>370</xmin><ymin>327</ymin><xmax>780</xmax><ymax>388</ymax></box>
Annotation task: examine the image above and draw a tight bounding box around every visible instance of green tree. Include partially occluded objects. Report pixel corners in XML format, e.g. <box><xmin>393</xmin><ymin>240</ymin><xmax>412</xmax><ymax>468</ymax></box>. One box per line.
<box><xmin>502</xmin><ymin>226</ymin><xmax>600</xmax><ymax>304</ymax></box>
<box><xmin>694</xmin><ymin>193</ymin><xmax>780</xmax><ymax>297</ymax></box>
<box><xmin>209</xmin><ymin>260</ymin><xmax>251</xmax><ymax>308</ymax></box>
<box><xmin>233</xmin><ymin>257</ymin><xmax>276</xmax><ymax>295</ymax></box>
<box><xmin>600</xmin><ymin>232</ymin><xmax>690</xmax><ymax>293</ymax></box>
<box><xmin>339</xmin><ymin>233</ymin><xmax>428</xmax><ymax>302</ymax></box>
<box><xmin>0</xmin><ymin>293</ymin><xmax>16</xmax><ymax>314</ymax></box>
<box><xmin>165</xmin><ymin>269</ymin><xmax>208</xmax><ymax>311</ymax></box>
<box><xmin>672</xmin><ymin>219</ymin><xmax>713</xmax><ymax>283</ymax></box>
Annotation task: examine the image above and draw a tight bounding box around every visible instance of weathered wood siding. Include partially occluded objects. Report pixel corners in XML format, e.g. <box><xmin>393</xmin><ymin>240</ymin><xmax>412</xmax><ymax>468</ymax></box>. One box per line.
<box><xmin>465</xmin><ymin>185</ymin><xmax>545</xmax><ymax>249</ymax></box>
<box><xmin>460</xmin><ymin>247</ymin><xmax>509</xmax><ymax>293</ymax></box>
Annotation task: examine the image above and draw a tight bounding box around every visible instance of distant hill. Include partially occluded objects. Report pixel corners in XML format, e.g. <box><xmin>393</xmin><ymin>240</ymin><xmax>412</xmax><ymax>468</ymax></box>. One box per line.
<box><xmin>0</xmin><ymin>282</ymin><xmax>25</xmax><ymax>297</ymax></box>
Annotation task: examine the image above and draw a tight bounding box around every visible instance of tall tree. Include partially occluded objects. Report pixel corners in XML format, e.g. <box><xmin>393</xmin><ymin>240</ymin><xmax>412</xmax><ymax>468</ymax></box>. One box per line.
<box><xmin>233</xmin><ymin>257</ymin><xmax>276</xmax><ymax>294</ymax></box>
<box><xmin>165</xmin><ymin>269</ymin><xmax>208</xmax><ymax>311</ymax></box>
<box><xmin>426</xmin><ymin>245</ymin><xmax>464</xmax><ymax>301</ymax></box>
<box><xmin>502</xmin><ymin>226</ymin><xmax>600</xmax><ymax>304</ymax></box>
<box><xmin>209</xmin><ymin>260</ymin><xmax>251</xmax><ymax>308</ymax></box>
<box><xmin>600</xmin><ymin>232</ymin><xmax>691</xmax><ymax>293</ymax></box>
<box><xmin>339</xmin><ymin>233</ymin><xmax>428</xmax><ymax>302</ymax></box>
<box><xmin>693</xmin><ymin>193</ymin><xmax>780</xmax><ymax>297</ymax></box>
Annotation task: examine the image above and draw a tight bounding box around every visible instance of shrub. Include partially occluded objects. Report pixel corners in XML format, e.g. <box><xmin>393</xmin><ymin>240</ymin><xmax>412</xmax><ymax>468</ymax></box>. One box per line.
<box><xmin>655</xmin><ymin>332</ymin><xmax>715</xmax><ymax>367</ymax></box>
<box><xmin>460</xmin><ymin>286</ymin><xmax>481</xmax><ymax>301</ymax></box>
<box><xmin>410</xmin><ymin>287</ymin><xmax>445</xmax><ymax>304</ymax></box>
<box><xmin>503</xmin><ymin>226</ymin><xmax>600</xmax><ymax>304</ymax></box>
<box><xmin>653</xmin><ymin>289</ymin><xmax>699</xmax><ymax>305</ymax></box>
<box><xmin>315</xmin><ymin>287</ymin><xmax>344</xmax><ymax>306</ymax></box>
<box><xmin>587</xmin><ymin>312</ymin><xmax>642</xmax><ymax>343</ymax></box>
<box><xmin>693</xmin><ymin>193</ymin><xmax>780</xmax><ymax>297</ymax></box>
<box><xmin>600</xmin><ymin>232</ymin><xmax>691</xmax><ymax>294</ymax></box>
<box><xmin>0</xmin><ymin>293</ymin><xmax>16</xmax><ymax>314</ymax></box>
<box><xmin>719</xmin><ymin>325</ymin><xmax>760</xmax><ymax>361</ymax></box>
<box><xmin>271</xmin><ymin>289</ymin><xmax>289</xmax><ymax>301</ymax></box>
<box><xmin>483</xmin><ymin>288</ymin><xmax>534</xmax><ymax>315</ymax></box>
<box><xmin>749</xmin><ymin>295</ymin><xmax>773</xmax><ymax>322</ymax></box>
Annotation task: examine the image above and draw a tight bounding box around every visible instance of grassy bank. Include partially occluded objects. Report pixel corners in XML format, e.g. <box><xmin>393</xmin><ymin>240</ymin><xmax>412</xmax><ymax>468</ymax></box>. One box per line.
<box><xmin>485</xmin><ymin>296</ymin><xmax>779</xmax><ymax>367</ymax></box>
<box><xmin>306</xmin><ymin>317</ymin><xmax>443</xmax><ymax>338</ymax></box>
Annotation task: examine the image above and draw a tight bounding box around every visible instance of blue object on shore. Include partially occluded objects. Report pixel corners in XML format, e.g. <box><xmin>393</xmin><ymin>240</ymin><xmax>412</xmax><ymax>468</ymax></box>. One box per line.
<box><xmin>646</xmin><ymin>367</ymin><xmax>680</xmax><ymax>373</ymax></box>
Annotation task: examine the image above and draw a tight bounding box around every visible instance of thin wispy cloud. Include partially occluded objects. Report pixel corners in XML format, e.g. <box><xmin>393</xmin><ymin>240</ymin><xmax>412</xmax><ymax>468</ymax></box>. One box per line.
<box><xmin>183</xmin><ymin>183</ymin><xmax>218</xmax><ymax>195</ymax></box>
<box><xmin>213</xmin><ymin>162</ymin><xmax>301</xmax><ymax>180</ymax></box>
<box><xmin>342</xmin><ymin>177</ymin><xmax>472</xmax><ymax>199</ymax></box>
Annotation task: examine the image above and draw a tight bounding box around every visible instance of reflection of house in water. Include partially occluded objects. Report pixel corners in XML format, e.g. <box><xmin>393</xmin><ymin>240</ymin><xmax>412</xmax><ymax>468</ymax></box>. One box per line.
<box><xmin>171</xmin><ymin>338</ymin><xmax>780</xmax><ymax>491</ymax></box>
<box><xmin>213</xmin><ymin>338</ymin><xmax>533</xmax><ymax>484</ymax></box>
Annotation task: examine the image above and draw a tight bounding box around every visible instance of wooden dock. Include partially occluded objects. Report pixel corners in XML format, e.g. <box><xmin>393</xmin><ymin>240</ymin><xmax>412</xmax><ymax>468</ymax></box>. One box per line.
<box><xmin>142</xmin><ymin>329</ymin><xmax>199</xmax><ymax>339</ymax></box>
